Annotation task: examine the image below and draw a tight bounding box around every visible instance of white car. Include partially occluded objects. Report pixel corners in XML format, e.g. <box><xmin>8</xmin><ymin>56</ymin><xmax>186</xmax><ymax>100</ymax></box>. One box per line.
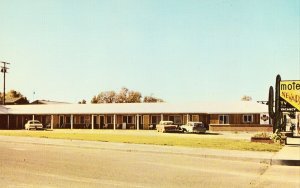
<box><xmin>180</xmin><ymin>122</ymin><xmax>206</xmax><ymax>134</ymax></box>
<box><xmin>156</xmin><ymin>121</ymin><xmax>182</xmax><ymax>133</ymax></box>
<box><xmin>24</xmin><ymin>120</ymin><xmax>43</xmax><ymax>130</ymax></box>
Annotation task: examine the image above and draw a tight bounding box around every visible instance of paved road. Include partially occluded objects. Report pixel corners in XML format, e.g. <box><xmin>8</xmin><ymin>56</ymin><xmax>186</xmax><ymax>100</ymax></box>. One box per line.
<box><xmin>0</xmin><ymin>137</ymin><xmax>299</xmax><ymax>188</ymax></box>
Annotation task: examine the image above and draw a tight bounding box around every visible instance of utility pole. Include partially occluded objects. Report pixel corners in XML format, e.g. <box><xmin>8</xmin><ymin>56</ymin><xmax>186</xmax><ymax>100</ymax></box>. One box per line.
<box><xmin>1</xmin><ymin>61</ymin><xmax>10</xmax><ymax>105</ymax></box>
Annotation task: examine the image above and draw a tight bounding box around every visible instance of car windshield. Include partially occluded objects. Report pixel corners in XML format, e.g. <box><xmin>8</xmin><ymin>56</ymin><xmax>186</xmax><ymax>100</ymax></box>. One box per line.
<box><xmin>194</xmin><ymin>123</ymin><xmax>203</xmax><ymax>127</ymax></box>
<box><xmin>161</xmin><ymin>121</ymin><xmax>173</xmax><ymax>125</ymax></box>
<box><xmin>30</xmin><ymin>120</ymin><xmax>40</xmax><ymax>124</ymax></box>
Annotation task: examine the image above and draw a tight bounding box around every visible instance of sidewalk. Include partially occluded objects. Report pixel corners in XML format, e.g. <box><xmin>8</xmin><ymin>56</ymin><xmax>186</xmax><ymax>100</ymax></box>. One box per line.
<box><xmin>271</xmin><ymin>137</ymin><xmax>300</xmax><ymax>166</ymax></box>
<box><xmin>272</xmin><ymin>145</ymin><xmax>300</xmax><ymax>166</ymax></box>
<box><xmin>0</xmin><ymin>135</ymin><xmax>299</xmax><ymax>166</ymax></box>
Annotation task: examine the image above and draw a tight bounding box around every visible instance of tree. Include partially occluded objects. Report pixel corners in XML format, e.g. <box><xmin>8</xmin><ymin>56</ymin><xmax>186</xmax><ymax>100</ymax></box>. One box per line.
<box><xmin>91</xmin><ymin>87</ymin><xmax>164</xmax><ymax>103</ymax></box>
<box><xmin>91</xmin><ymin>96</ymin><xmax>98</xmax><ymax>103</ymax></box>
<box><xmin>103</xmin><ymin>91</ymin><xmax>116</xmax><ymax>103</ymax></box>
<box><xmin>143</xmin><ymin>95</ymin><xmax>164</xmax><ymax>103</ymax></box>
<box><xmin>115</xmin><ymin>87</ymin><xmax>129</xmax><ymax>103</ymax></box>
<box><xmin>1</xmin><ymin>90</ymin><xmax>24</xmax><ymax>98</ymax></box>
<box><xmin>8</xmin><ymin>90</ymin><xmax>23</xmax><ymax>98</ymax></box>
<box><xmin>127</xmin><ymin>90</ymin><xmax>142</xmax><ymax>103</ymax></box>
<box><xmin>91</xmin><ymin>91</ymin><xmax>116</xmax><ymax>103</ymax></box>
<box><xmin>78</xmin><ymin>99</ymin><xmax>87</xmax><ymax>104</ymax></box>
<box><xmin>0</xmin><ymin>90</ymin><xmax>29</xmax><ymax>103</ymax></box>
<box><xmin>115</xmin><ymin>87</ymin><xmax>142</xmax><ymax>103</ymax></box>
<box><xmin>241</xmin><ymin>95</ymin><xmax>252</xmax><ymax>101</ymax></box>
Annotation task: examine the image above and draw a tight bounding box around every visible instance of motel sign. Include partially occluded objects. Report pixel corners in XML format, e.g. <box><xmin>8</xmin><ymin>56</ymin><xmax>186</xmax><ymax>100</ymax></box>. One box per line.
<box><xmin>280</xmin><ymin>80</ymin><xmax>300</xmax><ymax>111</ymax></box>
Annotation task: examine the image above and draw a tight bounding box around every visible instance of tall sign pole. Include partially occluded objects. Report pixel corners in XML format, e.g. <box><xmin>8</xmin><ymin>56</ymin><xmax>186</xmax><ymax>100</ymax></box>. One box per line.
<box><xmin>1</xmin><ymin>61</ymin><xmax>10</xmax><ymax>105</ymax></box>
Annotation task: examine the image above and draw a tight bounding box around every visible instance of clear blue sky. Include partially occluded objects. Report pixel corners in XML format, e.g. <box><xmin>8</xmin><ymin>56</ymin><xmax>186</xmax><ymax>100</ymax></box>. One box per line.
<box><xmin>0</xmin><ymin>0</ymin><xmax>299</xmax><ymax>103</ymax></box>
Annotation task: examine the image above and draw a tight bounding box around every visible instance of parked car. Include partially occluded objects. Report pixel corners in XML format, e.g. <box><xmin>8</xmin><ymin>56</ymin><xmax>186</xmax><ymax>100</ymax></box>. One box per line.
<box><xmin>24</xmin><ymin>120</ymin><xmax>43</xmax><ymax>130</ymax></box>
<box><xmin>180</xmin><ymin>122</ymin><xmax>206</xmax><ymax>134</ymax></box>
<box><xmin>156</xmin><ymin>121</ymin><xmax>182</xmax><ymax>133</ymax></box>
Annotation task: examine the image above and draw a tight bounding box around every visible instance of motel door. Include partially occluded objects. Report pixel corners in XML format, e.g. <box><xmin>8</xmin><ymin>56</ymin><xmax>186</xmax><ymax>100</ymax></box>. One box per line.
<box><xmin>100</xmin><ymin>116</ymin><xmax>105</xmax><ymax>129</ymax></box>
<box><xmin>93</xmin><ymin>116</ymin><xmax>98</xmax><ymax>129</ymax></box>
<box><xmin>59</xmin><ymin>115</ymin><xmax>64</xmax><ymax>128</ymax></box>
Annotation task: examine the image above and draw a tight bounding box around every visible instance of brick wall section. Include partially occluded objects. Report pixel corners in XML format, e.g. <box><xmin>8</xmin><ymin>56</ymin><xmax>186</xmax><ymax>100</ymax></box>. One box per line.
<box><xmin>0</xmin><ymin>115</ymin><xmax>8</xmax><ymax>129</ymax></box>
<box><xmin>209</xmin><ymin>124</ymin><xmax>272</xmax><ymax>132</ymax></box>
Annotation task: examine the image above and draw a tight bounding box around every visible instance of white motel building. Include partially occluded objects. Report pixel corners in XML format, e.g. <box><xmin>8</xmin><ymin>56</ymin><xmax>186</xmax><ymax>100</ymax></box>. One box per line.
<box><xmin>0</xmin><ymin>101</ymin><xmax>275</xmax><ymax>132</ymax></box>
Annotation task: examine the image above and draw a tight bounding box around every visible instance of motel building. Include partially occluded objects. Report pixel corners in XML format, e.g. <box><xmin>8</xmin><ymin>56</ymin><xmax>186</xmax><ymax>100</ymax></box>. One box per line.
<box><xmin>0</xmin><ymin>101</ymin><xmax>274</xmax><ymax>132</ymax></box>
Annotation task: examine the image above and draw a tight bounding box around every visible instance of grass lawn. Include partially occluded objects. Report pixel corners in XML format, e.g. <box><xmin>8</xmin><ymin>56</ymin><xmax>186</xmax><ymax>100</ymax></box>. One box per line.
<box><xmin>0</xmin><ymin>130</ymin><xmax>282</xmax><ymax>152</ymax></box>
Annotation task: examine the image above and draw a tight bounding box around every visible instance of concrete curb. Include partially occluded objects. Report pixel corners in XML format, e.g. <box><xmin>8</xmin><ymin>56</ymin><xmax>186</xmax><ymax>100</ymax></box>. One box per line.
<box><xmin>270</xmin><ymin>144</ymin><xmax>300</xmax><ymax>166</ymax></box>
<box><xmin>271</xmin><ymin>159</ymin><xmax>300</xmax><ymax>166</ymax></box>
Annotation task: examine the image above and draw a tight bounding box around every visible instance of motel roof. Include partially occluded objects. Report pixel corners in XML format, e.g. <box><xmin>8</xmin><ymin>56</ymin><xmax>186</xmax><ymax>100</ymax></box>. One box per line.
<box><xmin>0</xmin><ymin>106</ymin><xmax>8</xmax><ymax>114</ymax></box>
<box><xmin>2</xmin><ymin>101</ymin><xmax>268</xmax><ymax>115</ymax></box>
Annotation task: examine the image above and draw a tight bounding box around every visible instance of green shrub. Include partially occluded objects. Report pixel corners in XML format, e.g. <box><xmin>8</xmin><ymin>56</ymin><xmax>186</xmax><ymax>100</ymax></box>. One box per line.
<box><xmin>253</xmin><ymin>132</ymin><xmax>270</xmax><ymax>138</ymax></box>
<box><xmin>270</xmin><ymin>129</ymin><xmax>283</xmax><ymax>143</ymax></box>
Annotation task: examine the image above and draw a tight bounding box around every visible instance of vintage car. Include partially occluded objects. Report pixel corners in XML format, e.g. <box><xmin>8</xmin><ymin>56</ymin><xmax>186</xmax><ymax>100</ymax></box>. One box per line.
<box><xmin>156</xmin><ymin>121</ymin><xmax>182</xmax><ymax>133</ymax></box>
<box><xmin>24</xmin><ymin>120</ymin><xmax>43</xmax><ymax>130</ymax></box>
<box><xmin>180</xmin><ymin>122</ymin><xmax>206</xmax><ymax>134</ymax></box>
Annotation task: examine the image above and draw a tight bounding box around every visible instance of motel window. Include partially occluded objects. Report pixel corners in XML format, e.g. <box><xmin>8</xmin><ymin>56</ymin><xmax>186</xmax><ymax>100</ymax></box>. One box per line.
<box><xmin>169</xmin><ymin>115</ymin><xmax>182</xmax><ymax>124</ymax></box>
<box><xmin>65</xmin><ymin>116</ymin><xmax>71</xmax><ymax>124</ymax></box>
<box><xmin>106</xmin><ymin>115</ymin><xmax>113</xmax><ymax>124</ymax></box>
<box><xmin>219</xmin><ymin>115</ymin><xmax>229</xmax><ymax>124</ymax></box>
<box><xmin>123</xmin><ymin>115</ymin><xmax>133</xmax><ymax>124</ymax></box>
<box><xmin>243</xmin><ymin>115</ymin><xmax>253</xmax><ymax>123</ymax></box>
<box><xmin>80</xmin><ymin>116</ymin><xmax>85</xmax><ymax>124</ymax></box>
<box><xmin>85</xmin><ymin>116</ymin><xmax>90</xmax><ymax>123</ymax></box>
<box><xmin>151</xmin><ymin>115</ymin><xmax>161</xmax><ymax>124</ymax></box>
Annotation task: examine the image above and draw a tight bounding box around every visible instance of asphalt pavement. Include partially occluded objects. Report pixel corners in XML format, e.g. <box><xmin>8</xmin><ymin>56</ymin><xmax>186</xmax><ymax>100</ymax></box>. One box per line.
<box><xmin>0</xmin><ymin>135</ymin><xmax>299</xmax><ymax>166</ymax></box>
<box><xmin>0</xmin><ymin>136</ymin><xmax>299</xmax><ymax>188</ymax></box>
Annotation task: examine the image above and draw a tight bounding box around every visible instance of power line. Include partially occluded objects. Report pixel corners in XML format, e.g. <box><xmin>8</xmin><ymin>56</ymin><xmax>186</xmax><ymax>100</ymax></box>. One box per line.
<box><xmin>1</xmin><ymin>61</ymin><xmax>10</xmax><ymax>105</ymax></box>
